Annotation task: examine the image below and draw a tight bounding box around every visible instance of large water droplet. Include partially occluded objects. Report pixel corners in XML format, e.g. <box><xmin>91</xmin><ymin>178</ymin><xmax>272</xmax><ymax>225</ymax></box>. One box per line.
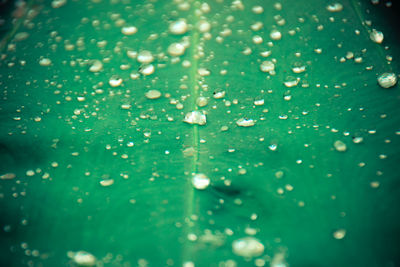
<box><xmin>236</xmin><ymin>118</ymin><xmax>255</xmax><ymax>127</ymax></box>
<box><xmin>377</xmin><ymin>73</ymin><xmax>397</xmax><ymax>88</ymax></box>
<box><xmin>192</xmin><ymin>173</ymin><xmax>210</xmax><ymax>190</ymax></box>
<box><xmin>183</xmin><ymin>111</ymin><xmax>207</xmax><ymax>125</ymax></box>
<box><xmin>137</xmin><ymin>50</ymin><xmax>154</xmax><ymax>64</ymax></box>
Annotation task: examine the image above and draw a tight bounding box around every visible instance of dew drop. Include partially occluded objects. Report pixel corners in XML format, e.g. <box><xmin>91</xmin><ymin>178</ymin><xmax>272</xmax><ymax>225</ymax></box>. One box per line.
<box><xmin>377</xmin><ymin>73</ymin><xmax>397</xmax><ymax>88</ymax></box>
<box><xmin>183</xmin><ymin>111</ymin><xmax>207</xmax><ymax>125</ymax></box>
<box><xmin>334</xmin><ymin>140</ymin><xmax>347</xmax><ymax>152</ymax></box>
<box><xmin>145</xmin><ymin>89</ymin><xmax>162</xmax><ymax>99</ymax></box>
<box><xmin>236</xmin><ymin>118</ymin><xmax>255</xmax><ymax>127</ymax></box>
<box><xmin>192</xmin><ymin>173</ymin><xmax>210</xmax><ymax>190</ymax></box>
<box><xmin>169</xmin><ymin>19</ymin><xmax>188</xmax><ymax>35</ymax></box>
<box><xmin>232</xmin><ymin>237</ymin><xmax>264</xmax><ymax>258</ymax></box>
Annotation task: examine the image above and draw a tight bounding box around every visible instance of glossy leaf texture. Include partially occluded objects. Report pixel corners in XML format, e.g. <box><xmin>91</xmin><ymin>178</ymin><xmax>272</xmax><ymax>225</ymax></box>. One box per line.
<box><xmin>0</xmin><ymin>0</ymin><xmax>400</xmax><ymax>266</ymax></box>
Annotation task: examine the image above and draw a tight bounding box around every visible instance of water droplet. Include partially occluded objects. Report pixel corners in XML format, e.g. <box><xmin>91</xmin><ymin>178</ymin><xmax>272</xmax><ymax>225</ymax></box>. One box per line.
<box><xmin>254</xmin><ymin>99</ymin><xmax>264</xmax><ymax>105</ymax></box>
<box><xmin>145</xmin><ymin>89</ymin><xmax>162</xmax><ymax>99</ymax></box>
<box><xmin>137</xmin><ymin>50</ymin><xmax>154</xmax><ymax>64</ymax></box>
<box><xmin>260</xmin><ymin>61</ymin><xmax>275</xmax><ymax>73</ymax></box>
<box><xmin>196</xmin><ymin>96</ymin><xmax>208</xmax><ymax>107</ymax></box>
<box><xmin>192</xmin><ymin>173</ymin><xmax>210</xmax><ymax>190</ymax></box>
<box><xmin>0</xmin><ymin>173</ymin><xmax>16</xmax><ymax>180</ymax></box>
<box><xmin>139</xmin><ymin>64</ymin><xmax>155</xmax><ymax>76</ymax></box>
<box><xmin>284</xmin><ymin>77</ymin><xmax>299</xmax><ymax>87</ymax></box>
<box><xmin>370</xmin><ymin>29</ymin><xmax>384</xmax><ymax>44</ymax></box>
<box><xmin>377</xmin><ymin>73</ymin><xmax>397</xmax><ymax>88</ymax></box>
<box><xmin>334</xmin><ymin>140</ymin><xmax>347</xmax><ymax>152</ymax></box>
<box><xmin>100</xmin><ymin>179</ymin><xmax>114</xmax><ymax>187</ymax></box>
<box><xmin>353</xmin><ymin>137</ymin><xmax>364</xmax><ymax>144</ymax></box>
<box><xmin>109</xmin><ymin>76</ymin><xmax>123</xmax><ymax>87</ymax></box>
<box><xmin>169</xmin><ymin>19</ymin><xmax>188</xmax><ymax>35</ymax></box>
<box><xmin>326</xmin><ymin>3</ymin><xmax>343</xmax><ymax>12</ymax></box>
<box><xmin>213</xmin><ymin>90</ymin><xmax>226</xmax><ymax>99</ymax></box>
<box><xmin>268</xmin><ymin>144</ymin><xmax>278</xmax><ymax>151</ymax></box>
<box><xmin>121</xmin><ymin>26</ymin><xmax>137</xmax><ymax>35</ymax></box>
<box><xmin>236</xmin><ymin>118</ymin><xmax>255</xmax><ymax>127</ymax></box>
<box><xmin>198</xmin><ymin>68</ymin><xmax>211</xmax><ymax>76</ymax></box>
<box><xmin>68</xmin><ymin>251</ymin><xmax>96</xmax><ymax>266</ymax></box>
<box><xmin>333</xmin><ymin>229</ymin><xmax>346</xmax><ymax>239</ymax></box>
<box><xmin>168</xmin><ymin>43</ymin><xmax>186</xmax><ymax>56</ymax></box>
<box><xmin>232</xmin><ymin>237</ymin><xmax>264</xmax><ymax>258</ymax></box>
<box><xmin>183</xmin><ymin>111</ymin><xmax>207</xmax><ymax>125</ymax></box>
<box><xmin>270</xmin><ymin>29</ymin><xmax>282</xmax><ymax>40</ymax></box>
<box><xmin>39</xmin><ymin>58</ymin><xmax>52</xmax><ymax>66</ymax></box>
<box><xmin>89</xmin><ymin>60</ymin><xmax>103</xmax><ymax>72</ymax></box>
<box><xmin>198</xmin><ymin>20</ymin><xmax>211</xmax><ymax>32</ymax></box>
<box><xmin>291</xmin><ymin>62</ymin><xmax>306</xmax><ymax>73</ymax></box>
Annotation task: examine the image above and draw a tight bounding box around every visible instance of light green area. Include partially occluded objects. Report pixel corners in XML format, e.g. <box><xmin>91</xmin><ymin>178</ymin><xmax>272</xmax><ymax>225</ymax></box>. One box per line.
<box><xmin>0</xmin><ymin>0</ymin><xmax>400</xmax><ymax>266</ymax></box>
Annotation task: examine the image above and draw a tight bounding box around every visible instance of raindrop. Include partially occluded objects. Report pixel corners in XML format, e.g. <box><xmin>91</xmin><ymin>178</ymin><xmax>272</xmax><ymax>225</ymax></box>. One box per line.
<box><xmin>353</xmin><ymin>137</ymin><xmax>364</xmax><ymax>144</ymax></box>
<box><xmin>39</xmin><ymin>58</ymin><xmax>52</xmax><ymax>66</ymax></box>
<box><xmin>192</xmin><ymin>173</ymin><xmax>210</xmax><ymax>190</ymax></box>
<box><xmin>213</xmin><ymin>90</ymin><xmax>226</xmax><ymax>99</ymax></box>
<box><xmin>270</xmin><ymin>29</ymin><xmax>282</xmax><ymax>40</ymax></box>
<box><xmin>145</xmin><ymin>89</ymin><xmax>162</xmax><ymax>99</ymax></box>
<box><xmin>377</xmin><ymin>73</ymin><xmax>397</xmax><ymax>88</ymax></box>
<box><xmin>89</xmin><ymin>60</ymin><xmax>103</xmax><ymax>72</ymax></box>
<box><xmin>196</xmin><ymin>96</ymin><xmax>208</xmax><ymax>107</ymax></box>
<box><xmin>68</xmin><ymin>251</ymin><xmax>96</xmax><ymax>266</ymax></box>
<box><xmin>291</xmin><ymin>62</ymin><xmax>306</xmax><ymax>73</ymax></box>
<box><xmin>284</xmin><ymin>76</ymin><xmax>299</xmax><ymax>87</ymax></box>
<box><xmin>109</xmin><ymin>76</ymin><xmax>123</xmax><ymax>87</ymax></box>
<box><xmin>236</xmin><ymin>118</ymin><xmax>255</xmax><ymax>127</ymax></box>
<box><xmin>183</xmin><ymin>111</ymin><xmax>207</xmax><ymax>125</ymax></box>
<box><xmin>100</xmin><ymin>179</ymin><xmax>114</xmax><ymax>187</ymax></box>
<box><xmin>232</xmin><ymin>237</ymin><xmax>264</xmax><ymax>258</ymax></box>
<box><xmin>139</xmin><ymin>64</ymin><xmax>155</xmax><ymax>75</ymax></box>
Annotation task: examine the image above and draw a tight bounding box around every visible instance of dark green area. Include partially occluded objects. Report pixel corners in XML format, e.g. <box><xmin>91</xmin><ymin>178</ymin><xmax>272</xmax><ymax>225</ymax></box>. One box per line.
<box><xmin>0</xmin><ymin>0</ymin><xmax>400</xmax><ymax>266</ymax></box>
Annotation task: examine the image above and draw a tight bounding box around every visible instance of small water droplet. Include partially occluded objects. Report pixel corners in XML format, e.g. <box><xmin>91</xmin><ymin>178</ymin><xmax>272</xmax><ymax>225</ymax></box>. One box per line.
<box><xmin>377</xmin><ymin>73</ymin><xmax>397</xmax><ymax>88</ymax></box>
<box><xmin>232</xmin><ymin>237</ymin><xmax>264</xmax><ymax>258</ymax></box>
<box><xmin>145</xmin><ymin>89</ymin><xmax>162</xmax><ymax>99</ymax></box>
<box><xmin>192</xmin><ymin>173</ymin><xmax>210</xmax><ymax>190</ymax></box>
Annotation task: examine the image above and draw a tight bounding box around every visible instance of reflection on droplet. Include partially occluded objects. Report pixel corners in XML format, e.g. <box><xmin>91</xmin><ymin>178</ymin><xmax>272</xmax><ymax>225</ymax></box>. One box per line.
<box><xmin>377</xmin><ymin>73</ymin><xmax>397</xmax><ymax>88</ymax></box>
<box><xmin>183</xmin><ymin>111</ymin><xmax>207</xmax><ymax>125</ymax></box>
<box><xmin>232</xmin><ymin>237</ymin><xmax>264</xmax><ymax>258</ymax></box>
<box><xmin>192</xmin><ymin>173</ymin><xmax>210</xmax><ymax>190</ymax></box>
<box><xmin>334</xmin><ymin>140</ymin><xmax>347</xmax><ymax>152</ymax></box>
<box><xmin>236</xmin><ymin>118</ymin><xmax>255</xmax><ymax>127</ymax></box>
<box><xmin>145</xmin><ymin>89</ymin><xmax>162</xmax><ymax>99</ymax></box>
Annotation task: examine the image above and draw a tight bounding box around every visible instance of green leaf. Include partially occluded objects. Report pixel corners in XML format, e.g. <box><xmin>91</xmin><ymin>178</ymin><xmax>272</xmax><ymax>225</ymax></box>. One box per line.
<box><xmin>1</xmin><ymin>0</ymin><xmax>400</xmax><ymax>266</ymax></box>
